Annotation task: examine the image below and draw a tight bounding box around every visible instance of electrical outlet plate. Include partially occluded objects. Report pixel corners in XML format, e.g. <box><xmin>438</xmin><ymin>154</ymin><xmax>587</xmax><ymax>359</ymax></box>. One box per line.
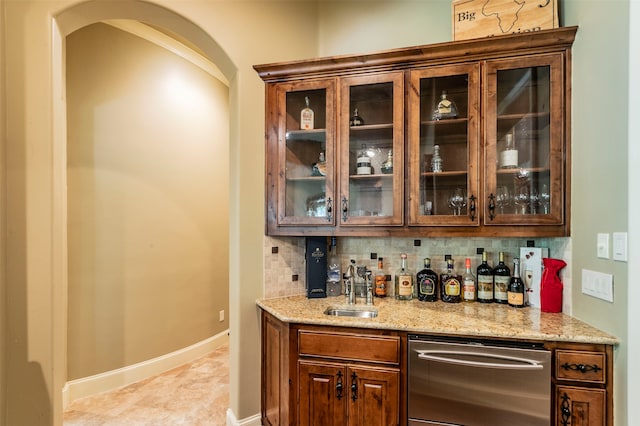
<box><xmin>581</xmin><ymin>269</ymin><xmax>614</xmax><ymax>302</ymax></box>
<box><xmin>596</xmin><ymin>233</ymin><xmax>610</xmax><ymax>259</ymax></box>
<box><xmin>613</xmin><ymin>232</ymin><xmax>628</xmax><ymax>262</ymax></box>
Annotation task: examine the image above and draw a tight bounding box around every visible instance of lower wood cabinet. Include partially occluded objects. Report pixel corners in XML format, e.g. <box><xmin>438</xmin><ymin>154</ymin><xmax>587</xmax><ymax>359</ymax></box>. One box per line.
<box><xmin>550</xmin><ymin>342</ymin><xmax>613</xmax><ymax>426</ymax></box>
<box><xmin>261</xmin><ymin>309</ymin><xmax>614</xmax><ymax>426</ymax></box>
<box><xmin>298</xmin><ymin>360</ymin><xmax>399</xmax><ymax>426</ymax></box>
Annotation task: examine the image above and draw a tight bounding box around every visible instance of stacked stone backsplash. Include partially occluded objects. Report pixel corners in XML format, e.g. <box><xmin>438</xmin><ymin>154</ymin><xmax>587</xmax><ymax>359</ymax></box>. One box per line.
<box><xmin>263</xmin><ymin>235</ymin><xmax>572</xmax><ymax>313</ymax></box>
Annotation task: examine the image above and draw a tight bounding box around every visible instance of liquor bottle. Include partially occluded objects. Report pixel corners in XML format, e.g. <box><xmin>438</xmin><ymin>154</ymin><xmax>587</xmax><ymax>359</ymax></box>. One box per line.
<box><xmin>394</xmin><ymin>253</ymin><xmax>413</xmax><ymax>300</ymax></box>
<box><xmin>476</xmin><ymin>251</ymin><xmax>494</xmax><ymax>303</ymax></box>
<box><xmin>430</xmin><ymin>145</ymin><xmax>443</xmax><ymax>173</ymax></box>
<box><xmin>381</xmin><ymin>149</ymin><xmax>393</xmax><ymax>174</ymax></box>
<box><xmin>432</xmin><ymin>90</ymin><xmax>459</xmax><ymax>120</ymax></box>
<box><xmin>507</xmin><ymin>257</ymin><xmax>526</xmax><ymax>308</ymax></box>
<box><xmin>493</xmin><ymin>252</ymin><xmax>511</xmax><ymax>304</ymax></box>
<box><xmin>300</xmin><ymin>96</ymin><xmax>314</xmax><ymax>130</ymax></box>
<box><xmin>417</xmin><ymin>258</ymin><xmax>438</xmax><ymax>302</ymax></box>
<box><xmin>440</xmin><ymin>258</ymin><xmax>461</xmax><ymax>303</ymax></box>
<box><xmin>356</xmin><ymin>144</ymin><xmax>372</xmax><ymax>175</ymax></box>
<box><xmin>326</xmin><ymin>237</ymin><xmax>341</xmax><ymax>296</ymax></box>
<box><xmin>461</xmin><ymin>258</ymin><xmax>476</xmax><ymax>302</ymax></box>
<box><xmin>499</xmin><ymin>133</ymin><xmax>518</xmax><ymax>169</ymax></box>
<box><xmin>311</xmin><ymin>152</ymin><xmax>327</xmax><ymax>176</ymax></box>
<box><xmin>350</xmin><ymin>108</ymin><xmax>364</xmax><ymax>126</ymax></box>
<box><xmin>374</xmin><ymin>257</ymin><xmax>387</xmax><ymax>297</ymax></box>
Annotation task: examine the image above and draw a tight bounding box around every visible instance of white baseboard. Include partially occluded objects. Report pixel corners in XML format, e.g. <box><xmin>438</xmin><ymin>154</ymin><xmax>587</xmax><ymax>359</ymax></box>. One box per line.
<box><xmin>63</xmin><ymin>330</ymin><xmax>229</xmax><ymax>408</ymax></box>
<box><xmin>226</xmin><ymin>408</ymin><xmax>262</xmax><ymax>426</ymax></box>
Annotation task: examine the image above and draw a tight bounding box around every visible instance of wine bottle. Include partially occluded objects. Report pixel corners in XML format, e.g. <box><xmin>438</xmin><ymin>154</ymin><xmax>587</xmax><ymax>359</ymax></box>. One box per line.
<box><xmin>300</xmin><ymin>96</ymin><xmax>314</xmax><ymax>130</ymax></box>
<box><xmin>440</xmin><ymin>258</ymin><xmax>461</xmax><ymax>303</ymax></box>
<box><xmin>507</xmin><ymin>257</ymin><xmax>526</xmax><ymax>308</ymax></box>
<box><xmin>493</xmin><ymin>252</ymin><xmax>511</xmax><ymax>304</ymax></box>
<box><xmin>417</xmin><ymin>258</ymin><xmax>438</xmax><ymax>302</ymax></box>
<box><xmin>432</xmin><ymin>90</ymin><xmax>458</xmax><ymax>120</ymax></box>
<box><xmin>476</xmin><ymin>251</ymin><xmax>494</xmax><ymax>303</ymax></box>
<box><xmin>394</xmin><ymin>253</ymin><xmax>413</xmax><ymax>300</ymax></box>
<box><xmin>461</xmin><ymin>258</ymin><xmax>476</xmax><ymax>302</ymax></box>
<box><xmin>374</xmin><ymin>257</ymin><xmax>387</xmax><ymax>298</ymax></box>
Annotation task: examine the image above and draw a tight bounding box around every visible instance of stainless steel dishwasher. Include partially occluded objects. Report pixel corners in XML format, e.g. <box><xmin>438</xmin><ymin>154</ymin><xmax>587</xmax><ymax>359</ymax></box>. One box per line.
<box><xmin>408</xmin><ymin>334</ymin><xmax>551</xmax><ymax>425</ymax></box>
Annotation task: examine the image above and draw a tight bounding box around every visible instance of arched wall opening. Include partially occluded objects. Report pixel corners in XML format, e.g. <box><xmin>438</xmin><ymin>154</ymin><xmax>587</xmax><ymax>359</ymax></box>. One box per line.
<box><xmin>52</xmin><ymin>0</ymin><xmax>237</xmax><ymax>420</ymax></box>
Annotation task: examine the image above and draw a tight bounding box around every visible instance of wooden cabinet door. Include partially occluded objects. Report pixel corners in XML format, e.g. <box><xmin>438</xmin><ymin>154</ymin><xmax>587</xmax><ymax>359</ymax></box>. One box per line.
<box><xmin>484</xmin><ymin>53</ymin><xmax>566</xmax><ymax>227</ymax></box>
<box><xmin>261</xmin><ymin>312</ymin><xmax>290</xmax><ymax>426</ymax></box>
<box><xmin>407</xmin><ymin>63</ymin><xmax>481</xmax><ymax>226</ymax></box>
<box><xmin>348</xmin><ymin>366</ymin><xmax>399</xmax><ymax>426</ymax></box>
<box><xmin>338</xmin><ymin>72</ymin><xmax>405</xmax><ymax>227</ymax></box>
<box><xmin>299</xmin><ymin>360</ymin><xmax>347</xmax><ymax>426</ymax></box>
<box><xmin>556</xmin><ymin>386</ymin><xmax>606</xmax><ymax>426</ymax></box>
<box><xmin>272</xmin><ymin>79</ymin><xmax>337</xmax><ymax>227</ymax></box>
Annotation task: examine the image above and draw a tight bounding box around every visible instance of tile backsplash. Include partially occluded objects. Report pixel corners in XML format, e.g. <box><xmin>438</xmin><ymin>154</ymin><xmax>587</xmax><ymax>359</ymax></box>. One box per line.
<box><xmin>263</xmin><ymin>235</ymin><xmax>572</xmax><ymax>313</ymax></box>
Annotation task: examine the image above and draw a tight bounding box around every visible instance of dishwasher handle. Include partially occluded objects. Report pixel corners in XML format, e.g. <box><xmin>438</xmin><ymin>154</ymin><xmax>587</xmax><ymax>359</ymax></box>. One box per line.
<box><xmin>416</xmin><ymin>349</ymin><xmax>545</xmax><ymax>370</ymax></box>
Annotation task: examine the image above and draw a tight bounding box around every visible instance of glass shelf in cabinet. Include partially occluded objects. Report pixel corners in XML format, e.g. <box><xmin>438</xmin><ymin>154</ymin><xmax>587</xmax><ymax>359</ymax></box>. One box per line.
<box><xmin>420</xmin><ymin>117</ymin><xmax>468</xmax><ymax>126</ymax></box>
<box><xmin>285</xmin><ymin>129</ymin><xmax>326</xmax><ymax>142</ymax></box>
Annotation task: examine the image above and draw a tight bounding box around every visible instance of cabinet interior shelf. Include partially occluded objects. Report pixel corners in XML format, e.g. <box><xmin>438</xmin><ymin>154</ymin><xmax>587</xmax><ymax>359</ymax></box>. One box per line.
<box><xmin>421</xmin><ymin>171</ymin><xmax>468</xmax><ymax>178</ymax></box>
<box><xmin>286</xmin><ymin>129</ymin><xmax>326</xmax><ymax>142</ymax></box>
<box><xmin>497</xmin><ymin>111</ymin><xmax>550</xmax><ymax>123</ymax></box>
<box><xmin>286</xmin><ymin>176</ymin><xmax>326</xmax><ymax>182</ymax></box>
<box><xmin>350</xmin><ymin>123</ymin><xmax>393</xmax><ymax>131</ymax></box>
<box><xmin>420</xmin><ymin>117</ymin><xmax>468</xmax><ymax>126</ymax></box>
<box><xmin>349</xmin><ymin>173</ymin><xmax>394</xmax><ymax>179</ymax></box>
<box><xmin>496</xmin><ymin>167</ymin><xmax>550</xmax><ymax>175</ymax></box>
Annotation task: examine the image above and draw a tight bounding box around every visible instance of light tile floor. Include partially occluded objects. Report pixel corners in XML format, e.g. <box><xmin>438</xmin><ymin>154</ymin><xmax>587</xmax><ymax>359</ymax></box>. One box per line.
<box><xmin>63</xmin><ymin>343</ymin><xmax>229</xmax><ymax>425</ymax></box>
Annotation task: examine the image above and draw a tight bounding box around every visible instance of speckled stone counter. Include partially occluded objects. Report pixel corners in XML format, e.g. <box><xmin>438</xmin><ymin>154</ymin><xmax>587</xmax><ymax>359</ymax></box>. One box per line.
<box><xmin>257</xmin><ymin>295</ymin><xmax>618</xmax><ymax>345</ymax></box>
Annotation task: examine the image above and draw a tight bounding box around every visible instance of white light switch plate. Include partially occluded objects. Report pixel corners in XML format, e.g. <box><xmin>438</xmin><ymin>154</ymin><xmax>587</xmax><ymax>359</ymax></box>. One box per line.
<box><xmin>581</xmin><ymin>269</ymin><xmax>614</xmax><ymax>302</ymax></box>
<box><xmin>613</xmin><ymin>232</ymin><xmax>628</xmax><ymax>262</ymax></box>
<box><xmin>597</xmin><ymin>233</ymin><xmax>610</xmax><ymax>259</ymax></box>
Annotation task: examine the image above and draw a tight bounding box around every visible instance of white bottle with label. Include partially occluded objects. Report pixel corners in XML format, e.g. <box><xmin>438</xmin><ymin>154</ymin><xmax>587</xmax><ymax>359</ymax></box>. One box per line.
<box><xmin>300</xmin><ymin>96</ymin><xmax>314</xmax><ymax>130</ymax></box>
<box><xmin>499</xmin><ymin>133</ymin><xmax>518</xmax><ymax>169</ymax></box>
<box><xmin>356</xmin><ymin>144</ymin><xmax>372</xmax><ymax>175</ymax></box>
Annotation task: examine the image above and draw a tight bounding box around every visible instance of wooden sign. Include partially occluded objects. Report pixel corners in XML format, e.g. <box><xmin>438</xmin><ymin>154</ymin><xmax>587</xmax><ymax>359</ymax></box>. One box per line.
<box><xmin>453</xmin><ymin>0</ymin><xmax>559</xmax><ymax>41</ymax></box>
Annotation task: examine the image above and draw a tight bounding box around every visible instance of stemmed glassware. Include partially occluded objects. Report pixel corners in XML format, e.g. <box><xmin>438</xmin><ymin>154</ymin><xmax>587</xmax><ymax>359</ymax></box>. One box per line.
<box><xmin>529</xmin><ymin>188</ymin><xmax>539</xmax><ymax>214</ymax></box>
<box><xmin>540</xmin><ymin>184</ymin><xmax>550</xmax><ymax>214</ymax></box>
<box><xmin>513</xmin><ymin>187</ymin><xmax>530</xmax><ymax>214</ymax></box>
<box><xmin>495</xmin><ymin>186</ymin><xmax>511</xmax><ymax>214</ymax></box>
<box><xmin>448</xmin><ymin>188</ymin><xmax>467</xmax><ymax>216</ymax></box>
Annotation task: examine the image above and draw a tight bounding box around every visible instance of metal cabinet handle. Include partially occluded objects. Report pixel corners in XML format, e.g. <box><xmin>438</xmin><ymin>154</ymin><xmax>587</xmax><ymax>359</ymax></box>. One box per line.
<box><xmin>560</xmin><ymin>392</ymin><xmax>571</xmax><ymax>426</ymax></box>
<box><xmin>341</xmin><ymin>197</ymin><xmax>349</xmax><ymax>222</ymax></box>
<box><xmin>335</xmin><ymin>370</ymin><xmax>343</xmax><ymax>400</ymax></box>
<box><xmin>326</xmin><ymin>197</ymin><xmax>333</xmax><ymax>222</ymax></box>
<box><xmin>469</xmin><ymin>194</ymin><xmax>476</xmax><ymax>221</ymax></box>
<box><xmin>488</xmin><ymin>193</ymin><xmax>495</xmax><ymax>220</ymax></box>
<box><xmin>350</xmin><ymin>372</ymin><xmax>358</xmax><ymax>401</ymax></box>
<box><xmin>561</xmin><ymin>362</ymin><xmax>602</xmax><ymax>374</ymax></box>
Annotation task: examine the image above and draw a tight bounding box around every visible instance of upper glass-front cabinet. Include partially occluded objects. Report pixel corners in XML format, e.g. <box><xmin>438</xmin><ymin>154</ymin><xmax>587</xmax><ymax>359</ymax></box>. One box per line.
<box><xmin>484</xmin><ymin>54</ymin><xmax>565</xmax><ymax>226</ymax></box>
<box><xmin>276</xmin><ymin>79</ymin><xmax>336</xmax><ymax>226</ymax></box>
<box><xmin>408</xmin><ymin>64</ymin><xmax>480</xmax><ymax>226</ymax></box>
<box><xmin>339</xmin><ymin>72</ymin><xmax>404</xmax><ymax>226</ymax></box>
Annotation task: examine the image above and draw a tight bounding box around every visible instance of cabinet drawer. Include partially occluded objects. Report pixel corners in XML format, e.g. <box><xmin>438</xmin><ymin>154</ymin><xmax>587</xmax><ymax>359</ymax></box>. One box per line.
<box><xmin>298</xmin><ymin>330</ymin><xmax>400</xmax><ymax>365</ymax></box>
<box><xmin>556</xmin><ymin>350</ymin><xmax>606</xmax><ymax>384</ymax></box>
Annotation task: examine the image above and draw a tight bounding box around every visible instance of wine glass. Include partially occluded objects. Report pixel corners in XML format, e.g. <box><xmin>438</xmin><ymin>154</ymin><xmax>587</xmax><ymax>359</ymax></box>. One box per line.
<box><xmin>540</xmin><ymin>184</ymin><xmax>551</xmax><ymax>214</ymax></box>
<box><xmin>448</xmin><ymin>188</ymin><xmax>467</xmax><ymax>216</ymax></box>
<box><xmin>529</xmin><ymin>188</ymin><xmax>539</xmax><ymax>214</ymax></box>
<box><xmin>513</xmin><ymin>187</ymin><xmax>530</xmax><ymax>215</ymax></box>
<box><xmin>495</xmin><ymin>186</ymin><xmax>511</xmax><ymax>214</ymax></box>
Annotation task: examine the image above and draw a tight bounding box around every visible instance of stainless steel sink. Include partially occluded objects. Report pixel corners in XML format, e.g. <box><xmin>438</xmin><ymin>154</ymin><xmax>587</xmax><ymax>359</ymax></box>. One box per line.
<box><xmin>323</xmin><ymin>306</ymin><xmax>378</xmax><ymax>318</ymax></box>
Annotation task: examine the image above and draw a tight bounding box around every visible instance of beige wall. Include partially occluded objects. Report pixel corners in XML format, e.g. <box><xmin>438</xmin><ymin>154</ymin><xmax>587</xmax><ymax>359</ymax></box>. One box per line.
<box><xmin>0</xmin><ymin>0</ymin><xmax>6</xmax><ymax>419</ymax></box>
<box><xmin>66</xmin><ymin>22</ymin><xmax>229</xmax><ymax>379</ymax></box>
<box><xmin>0</xmin><ymin>0</ymin><xmax>635</xmax><ymax>425</ymax></box>
<box><xmin>562</xmin><ymin>1</ymin><xmax>630</xmax><ymax>424</ymax></box>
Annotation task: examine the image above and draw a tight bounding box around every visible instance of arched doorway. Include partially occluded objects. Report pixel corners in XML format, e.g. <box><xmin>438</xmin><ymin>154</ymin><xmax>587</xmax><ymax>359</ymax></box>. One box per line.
<box><xmin>53</xmin><ymin>1</ymin><xmax>236</xmax><ymax>422</ymax></box>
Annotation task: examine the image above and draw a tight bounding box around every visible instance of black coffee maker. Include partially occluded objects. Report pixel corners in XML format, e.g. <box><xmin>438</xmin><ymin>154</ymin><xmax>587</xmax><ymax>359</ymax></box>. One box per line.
<box><xmin>305</xmin><ymin>236</ymin><xmax>327</xmax><ymax>298</ymax></box>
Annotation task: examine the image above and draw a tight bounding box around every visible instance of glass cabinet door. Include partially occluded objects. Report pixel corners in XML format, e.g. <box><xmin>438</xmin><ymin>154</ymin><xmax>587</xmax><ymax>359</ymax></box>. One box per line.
<box><xmin>408</xmin><ymin>64</ymin><xmax>480</xmax><ymax>226</ymax></box>
<box><xmin>338</xmin><ymin>72</ymin><xmax>404</xmax><ymax>226</ymax></box>
<box><xmin>484</xmin><ymin>54</ymin><xmax>564</xmax><ymax>225</ymax></box>
<box><xmin>276</xmin><ymin>79</ymin><xmax>336</xmax><ymax>226</ymax></box>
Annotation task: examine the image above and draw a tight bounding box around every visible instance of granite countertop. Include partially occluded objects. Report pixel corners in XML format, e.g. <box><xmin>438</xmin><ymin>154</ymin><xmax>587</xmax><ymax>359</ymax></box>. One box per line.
<box><xmin>257</xmin><ymin>295</ymin><xmax>619</xmax><ymax>345</ymax></box>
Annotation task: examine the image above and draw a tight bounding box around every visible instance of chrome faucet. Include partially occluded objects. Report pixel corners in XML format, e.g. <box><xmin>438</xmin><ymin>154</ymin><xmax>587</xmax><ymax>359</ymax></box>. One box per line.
<box><xmin>345</xmin><ymin>259</ymin><xmax>356</xmax><ymax>305</ymax></box>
